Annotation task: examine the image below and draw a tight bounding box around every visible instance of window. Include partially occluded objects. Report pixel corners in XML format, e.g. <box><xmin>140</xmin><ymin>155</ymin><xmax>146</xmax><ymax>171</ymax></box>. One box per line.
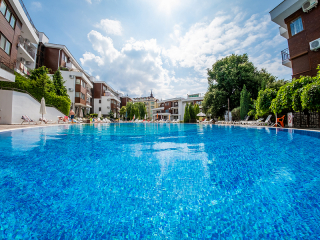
<box><xmin>0</xmin><ymin>1</ymin><xmax>6</xmax><ymax>15</ymax></box>
<box><xmin>165</xmin><ymin>110</ymin><xmax>169</xmax><ymax>113</ymax></box>
<box><xmin>81</xmin><ymin>80</ymin><xmax>86</xmax><ymax>88</ymax></box>
<box><xmin>64</xmin><ymin>55</ymin><xmax>67</xmax><ymax>63</ymax></box>
<box><xmin>81</xmin><ymin>93</ymin><xmax>85</xmax><ymax>100</ymax></box>
<box><xmin>151</xmin><ymin>102</ymin><xmax>154</xmax><ymax>105</ymax></box>
<box><xmin>0</xmin><ymin>1</ymin><xmax>15</xmax><ymax>29</ymax></box>
<box><xmin>290</xmin><ymin>17</ymin><xmax>303</xmax><ymax>36</ymax></box>
<box><xmin>76</xmin><ymin>79</ymin><xmax>81</xmax><ymax>84</ymax></box>
<box><xmin>0</xmin><ymin>33</ymin><xmax>11</xmax><ymax>55</ymax></box>
<box><xmin>151</xmin><ymin>106</ymin><xmax>154</xmax><ymax>109</ymax></box>
<box><xmin>99</xmin><ymin>100</ymin><xmax>101</xmax><ymax>104</ymax></box>
<box><xmin>9</xmin><ymin>15</ymin><xmax>15</xmax><ymax>28</ymax></box>
<box><xmin>75</xmin><ymin>92</ymin><xmax>80</xmax><ymax>98</ymax></box>
<box><xmin>99</xmin><ymin>107</ymin><xmax>101</xmax><ymax>111</ymax></box>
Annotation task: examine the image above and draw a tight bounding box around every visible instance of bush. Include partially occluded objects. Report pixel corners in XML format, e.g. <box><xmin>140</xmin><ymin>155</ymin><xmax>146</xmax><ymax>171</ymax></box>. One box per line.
<box><xmin>90</xmin><ymin>113</ymin><xmax>98</xmax><ymax>118</ymax></box>
<box><xmin>0</xmin><ymin>70</ymin><xmax>71</xmax><ymax>115</ymax></box>
<box><xmin>231</xmin><ymin>107</ymin><xmax>241</xmax><ymax>121</ymax></box>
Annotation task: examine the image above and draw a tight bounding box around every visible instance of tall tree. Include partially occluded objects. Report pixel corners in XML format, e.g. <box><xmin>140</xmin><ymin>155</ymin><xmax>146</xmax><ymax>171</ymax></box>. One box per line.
<box><xmin>126</xmin><ymin>102</ymin><xmax>134</xmax><ymax>119</ymax></box>
<box><xmin>189</xmin><ymin>103</ymin><xmax>196</xmax><ymax>120</ymax></box>
<box><xmin>120</xmin><ymin>106</ymin><xmax>126</xmax><ymax>120</ymax></box>
<box><xmin>194</xmin><ymin>104</ymin><xmax>200</xmax><ymax>120</ymax></box>
<box><xmin>53</xmin><ymin>69</ymin><xmax>68</xmax><ymax>96</ymax></box>
<box><xmin>29</xmin><ymin>66</ymin><xmax>55</xmax><ymax>97</ymax></box>
<box><xmin>184</xmin><ymin>103</ymin><xmax>190</xmax><ymax>123</ymax></box>
<box><xmin>204</xmin><ymin>54</ymin><xmax>280</xmax><ymax>118</ymax></box>
<box><xmin>240</xmin><ymin>85</ymin><xmax>250</xmax><ymax>120</ymax></box>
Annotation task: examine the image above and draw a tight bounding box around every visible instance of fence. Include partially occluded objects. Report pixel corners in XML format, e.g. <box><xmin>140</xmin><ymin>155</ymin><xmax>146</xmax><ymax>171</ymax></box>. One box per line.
<box><xmin>293</xmin><ymin>112</ymin><xmax>320</xmax><ymax>128</ymax></box>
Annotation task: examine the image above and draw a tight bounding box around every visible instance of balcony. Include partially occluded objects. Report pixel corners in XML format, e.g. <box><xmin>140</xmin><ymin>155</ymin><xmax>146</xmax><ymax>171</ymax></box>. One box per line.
<box><xmin>17</xmin><ymin>36</ymin><xmax>37</xmax><ymax>64</ymax></box>
<box><xmin>0</xmin><ymin>57</ymin><xmax>15</xmax><ymax>82</ymax></box>
<box><xmin>281</xmin><ymin>48</ymin><xmax>292</xmax><ymax>68</ymax></box>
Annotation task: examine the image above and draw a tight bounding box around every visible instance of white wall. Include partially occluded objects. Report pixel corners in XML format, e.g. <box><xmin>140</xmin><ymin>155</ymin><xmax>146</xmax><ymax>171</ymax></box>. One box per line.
<box><xmin>0</xmin><ymin>90</ymin><xmax>13</xmax><ymax>124</ymax></box>
<box><xmin>0</xmin><ymin>90</ymin><xmax>66</xmax><ymax>124</ymax></box>
<box><xmin>94</xmin><ymin>97</ymin><xmax>111</xmax><ymax>115</ymax></box>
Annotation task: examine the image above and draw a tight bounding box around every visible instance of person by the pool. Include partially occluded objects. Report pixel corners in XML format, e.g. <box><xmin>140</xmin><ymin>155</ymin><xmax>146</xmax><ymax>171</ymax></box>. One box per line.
<box><xmin>69</xmin><ymin>109</ymin><xmax>75</xmax><ymax>123</ymax></box>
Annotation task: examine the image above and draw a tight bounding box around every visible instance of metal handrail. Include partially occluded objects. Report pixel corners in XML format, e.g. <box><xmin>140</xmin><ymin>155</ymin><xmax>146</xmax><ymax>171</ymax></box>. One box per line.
<box><xmin>281</xmin><ymin>48</ymin><xmax>290</xmax><ymax>62</ymax></box>
<box><xmin>18</xmin><ymin>0</ymin><xmax>39</xmax><ymax>37</ymax></box>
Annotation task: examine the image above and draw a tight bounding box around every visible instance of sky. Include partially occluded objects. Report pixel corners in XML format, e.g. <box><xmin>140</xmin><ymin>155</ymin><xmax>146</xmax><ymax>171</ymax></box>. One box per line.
<box><xmin>25</xmin><ymin>0</ymin><xmax>291</xmax><ymax>99</ymax></box>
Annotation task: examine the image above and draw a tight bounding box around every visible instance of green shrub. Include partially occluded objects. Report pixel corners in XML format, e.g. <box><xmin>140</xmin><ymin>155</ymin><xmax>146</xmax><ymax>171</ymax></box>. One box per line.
<box><xmin>231</xmin><ymin>107</ymin><xmax>241</xmax><ymax>121</ymax></box>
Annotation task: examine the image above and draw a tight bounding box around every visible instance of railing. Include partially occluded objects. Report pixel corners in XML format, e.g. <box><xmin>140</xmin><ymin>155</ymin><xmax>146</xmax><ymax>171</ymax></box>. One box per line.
<box><xmin>18</xmin><ymin>35</ymin><xmax>36</xmax><ymax>60</ymax></box>
<box><xmin>281</xmin><ymin>48</ymin><xmax>290</xmax><ymax>63</ymax></box>
<box><xmin>0</xmin><ymin>56</ymin><xmax>15</xmax><ymax>74</ymax></box>
<box><xmin>18</xmin><ymin>0</ymin><xmax>39</xmax><ymax>37</ymax></box>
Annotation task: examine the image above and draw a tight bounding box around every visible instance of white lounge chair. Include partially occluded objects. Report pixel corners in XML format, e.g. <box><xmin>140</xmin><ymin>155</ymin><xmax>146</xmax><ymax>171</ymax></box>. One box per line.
<box><xmin>247</xmin><ymin>118</ymin><xmax>264</xmax><ymax>125</ymax></box>
<box><xmin>257</xmin><ymin>115</ymin><xmax>273</xmax><ymax>126</ymax></box>
<box><xmin>240</xmin><ymin>116</ymin><xmax>250</xmax><ymax>125</ymax></box>
<box><xmin>21</xmin><ymin>115</ymin><xmax>37</xmax><ymax>124</ymax></box>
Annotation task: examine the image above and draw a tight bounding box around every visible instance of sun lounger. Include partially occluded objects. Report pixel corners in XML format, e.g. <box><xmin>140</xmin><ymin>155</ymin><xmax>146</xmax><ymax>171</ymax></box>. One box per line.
<box><xmin>21</xmin><ymin>115</ymin><xmax>37</xmax><ymax>124</ymax></box>
<box><xmin>39</xmin><ymin>117</ymin><xmax>54</xmax><ymax>124</ymax></box>
<box><xmin>240</xmin><ymin>116</ymin><xmax>250</xmax><ymax>125</ymax></box>
<box><xmin>257</xmin><ymin>115</ymin><xmax>273</xmax><ymax>126</ymax></box>
<box><xmin>247</xmin><ymin>118</ymin><xmax>264</xmax><ymax>125</ymax></box>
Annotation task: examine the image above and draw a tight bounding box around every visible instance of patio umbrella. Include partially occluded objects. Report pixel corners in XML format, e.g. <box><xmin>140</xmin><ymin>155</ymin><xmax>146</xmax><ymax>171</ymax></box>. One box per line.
<box><xmin>114</xmin><ymin>112</ymin><xmax>116</xmax><ymax>118</ymax></box>
<box><xmin>39</xmin><ymin>97</ymin><xmax>46</xmax><ymax>124</ymax></box>
<box><xmin>197</xmin><ymin>112</ymin><xmax>206</xmax><ymax>117</ymax></box>
<box><xmin>144</xmin><ymin>114</ymin><xmax>146</xmax><ymax>120</ymax></box>
<box><xmin>98</xmin><ymin>111</ymin><xmax>102</xmax><ymax>118</ymax></box>
<box><xmin>79</xmin><ymin>108</ymin><xmax>83</xmax><ymax>118</ymax></box>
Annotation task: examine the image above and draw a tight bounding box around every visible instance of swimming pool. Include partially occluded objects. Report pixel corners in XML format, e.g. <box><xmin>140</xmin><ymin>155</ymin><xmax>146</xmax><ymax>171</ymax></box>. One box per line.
<box><xmin>0</xmin><ymin>124</ymin><xmax>320</xmax><ymax>238</ymax></box>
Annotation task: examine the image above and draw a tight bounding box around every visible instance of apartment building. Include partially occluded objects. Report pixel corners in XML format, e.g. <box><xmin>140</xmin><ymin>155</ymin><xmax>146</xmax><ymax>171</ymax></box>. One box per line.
<box><xmin>0</xmin><ymin>0</ymin><xmax>39</xmax><ymax>82</ymax></box>
<box><xmin>120</xmin><ymin>95</ymin><xmax>133</xmax><ymax>107</ymax></box>
<box><xmin>270</xmin><ymin>0</ymin><xmax>320</xmax><ymax>79</ymax></box>
<box><xmin>133</xmin><ymin>91</ymin><xmax>157</xmax><ymax>119</ymax></box>
<box><xmin>36</xmin><ymin>36</ymin><xmax>94</xmax><ymax>116</ymax></box>
<box><xmin>152</xmin><ymin>93</ymin><xmax>204</xmax><ymax>121</ymax></box>
<box><xmin>93</xmin><ymin>81</ymin><xmax>120</xmax><ymax>117</ymax></box>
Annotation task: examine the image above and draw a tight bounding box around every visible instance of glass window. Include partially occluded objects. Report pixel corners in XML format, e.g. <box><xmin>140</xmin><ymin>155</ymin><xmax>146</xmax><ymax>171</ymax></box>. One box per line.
<box><xmin>99</xmin><ymin>100</ymin><xmax>101</xmax><ymax>103</ymax></box>
<box><xmin>10</xmin><ymin>15</ymin><xmax>15</xmax><ymax>28</ymax></box>
<box><xmin>75</xmin><ymin>92</ymin><xmax>80</xmax><ymax>98</ymax></box>
<box><xmin>0</xmin><ymin>35</ymin><xmax>5</xmax><ymax>50</ymax></box>
<box><xmin>76</xmin><ymin>79</ymin><xmax>81</xmax><ymax>84</ymax></box>
<box><xmin>290</xmin><ymin>17</ymin><xmax>303</xmax><ymax>36</ymax></box>
<box><xmin>0</xmin><ymin>1</ymin><xmax>7</xmax><ymax>15</ymax></box>
<box><xmin>5</xmin><ymin>8</ymin><xmax>10</xmax><ymax>21</ymax></box>
<box><xmin>151</xmin><ymin>106</ymin><xmax>154</xmax><ymax>109</ymax></box>
<box><xmin>4</xmin><ymin>39</ymin><xmax>10</xmax><ymax>54</ymax></box>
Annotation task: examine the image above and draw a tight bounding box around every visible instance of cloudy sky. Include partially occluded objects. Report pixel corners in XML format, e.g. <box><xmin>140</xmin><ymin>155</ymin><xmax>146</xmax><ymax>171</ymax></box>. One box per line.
<box><xmin>27</xmin><ymin>0</ymin><xmax>291</xmax><ymax>99</ymax></box>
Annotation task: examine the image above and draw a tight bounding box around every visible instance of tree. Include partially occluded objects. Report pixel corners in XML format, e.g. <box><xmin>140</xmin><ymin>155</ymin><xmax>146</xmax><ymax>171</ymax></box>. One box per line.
<box><xmin>189</xmin><ymin>103</ymin><xmax>196</xmax><ymax>120</ymax></box>
<box><xmin>205</xmin><ymin>54</ymin><xmax>281</xmax><ymax>118</ymax></box>
<box><xmin>29</xmin><ymin>66</ymin><xmax>55</xmax><ymax>97</ymax></box>
<box><xmin>240</xmin><ymin>85</ymin><xmax>250</xmax><ymax>120</ymax></box>
<box><xmin>255</xmin><ymin>88</ymin><xmax>277</xmax><ymax>118</ymax></box>
<box><xmin>109</xmin><ymin>109</ymin><xmax>114</xmax><ymax>118</ymax></box>
<box><xmin>231</xmin><ymin>107</ymin><xmax>241</xmax><ymax>121</ymax></box>
<box><xmin>53</xmin><ymin>69</ymin><xmax>68</xmax><ymax>96</ymax></box>
<box><xmin>194</xmin><ymin>104</ymin><xmax>200</xmax><ymax>120</ymax></box>
<box><xmin>120</xmin><ymin>106</ymin><xmax>126</xmax><ymax>119</ymax></box>
<box><xmin>301</xmin><ymin>82</ymin><xmax>320</xmax><ymax>112</ymax></box>
<box><xmin>136</xmin><ymin>102</ymin><xmax>147</xmax><ymax>119</ymax></box>
<box><xmin>184</xmin><ymin>103</ymin><xmax>190</xmax><ymax>123</ymax></box>
<box><xmin>126</xmin><ymin>102</ymin><xmax>134</xmax><ymax>119</ymax></box>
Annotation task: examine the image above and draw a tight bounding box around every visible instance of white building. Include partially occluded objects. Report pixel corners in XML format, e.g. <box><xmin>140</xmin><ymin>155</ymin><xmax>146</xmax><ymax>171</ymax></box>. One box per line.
<box><xmin>93</xmin><ymin>81</ymin><xmax>121</xmax><ymax>117</ymax></box>
<box><xmin>152</xmin><ymin>93</ymin><xmax>204</xmax><ymax>121</ymax></box>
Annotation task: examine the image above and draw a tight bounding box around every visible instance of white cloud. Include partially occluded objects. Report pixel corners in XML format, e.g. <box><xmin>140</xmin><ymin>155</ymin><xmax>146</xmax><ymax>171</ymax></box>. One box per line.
<box><xmin>31</xmin><ymin>1</ymin><xmax>42</xmax><ymax>10</ymax></box>
<box><xmin>95</xmin><ymin>19</ymin><xmax>123</xmax><ymax>35</ymax></box>
<box><xmin>81</xmin><ymin>11</ymin><xmax>291</xmax><ymax>99</ymax></box>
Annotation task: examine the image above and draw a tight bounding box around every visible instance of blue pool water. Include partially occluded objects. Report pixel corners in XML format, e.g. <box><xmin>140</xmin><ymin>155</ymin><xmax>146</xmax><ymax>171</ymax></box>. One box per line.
<box><xmin>1</xmin><ymin>123</ymin><xmax>320</xmax><ymax>239</ymax></box>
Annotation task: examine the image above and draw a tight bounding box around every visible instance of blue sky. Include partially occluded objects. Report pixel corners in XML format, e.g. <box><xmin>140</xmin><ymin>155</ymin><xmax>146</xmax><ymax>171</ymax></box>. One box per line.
<box><xmin>26</xmin><ymin>0</ymin><xmax>291</xmax><ymax>99</ymax></box>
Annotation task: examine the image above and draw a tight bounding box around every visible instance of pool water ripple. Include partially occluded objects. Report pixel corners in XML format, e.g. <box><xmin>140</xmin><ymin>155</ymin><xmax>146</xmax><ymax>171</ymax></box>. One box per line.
<box><xmin>0</xmin><ymin>124</ymin><xmax>320</xmax><ymax>239</ymax></box>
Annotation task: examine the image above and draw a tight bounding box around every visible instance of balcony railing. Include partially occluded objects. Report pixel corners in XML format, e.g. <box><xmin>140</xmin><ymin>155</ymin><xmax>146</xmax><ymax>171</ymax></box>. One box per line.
<box><xmin>0</xmin><ymin>56</ymin><xmax>15</xmax><ymax>74</ymax></box>
<box><xmin>281</xmin><ymin>48</ymin><xmax>290</xmax><ymax>63</ymax></box>
<box><xmin>18</xmin><ymin>0</ymin><xmax>39</xmax><ymax>37</ymax></box>
<box><xmin>18</xmin><ymin>35</ymin><xmax>37</xmax><ymax>60</ymax></box>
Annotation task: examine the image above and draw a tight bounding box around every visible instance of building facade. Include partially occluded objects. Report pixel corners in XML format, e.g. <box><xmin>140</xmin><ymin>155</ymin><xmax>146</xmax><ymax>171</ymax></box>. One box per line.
<box><xmin>152</xmin><ymin>93</ymin><xmax>204</xmax><ymax>121</ymax></box>
<box><xmin>93</xmin><ymin>81</ymin><xmax>120</xmax><ymax>117</ymax></box>
<box><xmin>270</xmin><ymin>0</ymin><xmax>320</xmax><ymax>79</ymax></box>
<box><xmin>120</xmin><ymin>96</ymin><xmax>133</xmax><ymax>107</ymax></box>
<box><xmin>133</xmin><ymin>91</ymin><xmax>157</xmax><ymax>119</ymax></box>
<box><xmin>36</xmin><ymin>37</ymin><xmax>94</xmax><ymax>116</ymax></box>
<box><xmin>0</xmin><ymin>0</ymin><xmax>39</xmax><ymax>82</ymax></box>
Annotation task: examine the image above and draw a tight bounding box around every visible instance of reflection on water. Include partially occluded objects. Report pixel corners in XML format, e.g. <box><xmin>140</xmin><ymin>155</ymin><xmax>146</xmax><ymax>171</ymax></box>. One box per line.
<box><xmin>0</xmin><ymin>124</ymin><xmax>320</xmax><ymax>238</ymax></box>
